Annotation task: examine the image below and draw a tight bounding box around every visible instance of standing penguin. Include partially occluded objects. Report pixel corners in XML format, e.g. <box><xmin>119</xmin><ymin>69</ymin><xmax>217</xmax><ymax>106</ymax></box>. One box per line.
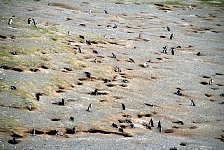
<box><xmin>170</xmin><ymin>34</ymin><xmax>174</xmax><ymax>40</ymax></box>
<box><xmin>157</xmin><ymin>120</ymin><xmax>162</xmax><ymax>132</ymax></box>
<box><xmin>28</xmin><ymin>18</ymin><xmax>32</xmax><ymax>25</ymax></box>
<box><xmin>8</xmin><ymin>17</ymin><xmax>13</xmax><ymax>25</ymax></box>
<box><xmin>190</xmin><ymin>99</ymin><xmax>195</xmax><ymax>106</ymax></box>
<box><xmin>171</xmin><ymin>47</ymin><xmax>175</xmax><ymax>55</ymax></box>
<box><xmin>86</xmin><ymin>103</ymin><xmax>92</xmax><ymax>112</ymax></box>
<box><xmin>121</xmin><ymin>103</ymin><xmax>125</xmax><ymax>110</ymax></box>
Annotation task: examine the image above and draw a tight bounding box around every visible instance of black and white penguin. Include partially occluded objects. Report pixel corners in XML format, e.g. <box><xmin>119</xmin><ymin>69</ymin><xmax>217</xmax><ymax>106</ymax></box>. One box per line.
<box><xmin>121</xmin><ymin>103</ymin><xmax>125</xmax><ymax>110</ymax></box>
<box><xmin>59</xmin><ymin>98</ymin><xmax>65</xmax><ymax>106</ymax></box>
<box><xmin>28</xmin><ymin>18</ymin><xmax>32</xmax><ymax>25</ymax></box>
<box><xmin>171</xmin><ymin>47</ymin><xmax>175</xmax><ymax>55</ymax></box>
<box><xmin>149</xmin><ymin>118</ymin><xmax>154</xmax><ymax>127</ymax></box>
<box><xmin>86</xmin><ymin>103</ymin><xmax>92</xmax><ymax>112</ymax></box>
<box><xmin>166</xmin><ymin>26</ymin><xmax>170</xmax><ymax>31</ymax></box>
<box><xmin>163</xmin><ymin>46</ymin><xmax>167</xmax><ymax>54</ymax></box>
<box><xmin>157</xmin><ymin>120</ymin><xmax>162</xmax><ymax>132</ymax></box>
<box><xmin>8</xmin><ymin>18</ymin><xmax>13</xmax><ymax>25</ymax></box>
<box><xmin>8</xmin><ymin>138</ymin><xmax>18</xmax><ymax>144</ymax></box>
<box><xmin>208</xmin><ymin>78</ymin><xmax>213</xmax><ymax>85</ymax></box>
<box><xmin>31</xmin><ymin>129</ymin><xmax>36</xmax><ymax>136</ymax></box>
<box><xmin>170</xmin><ymin>34</ymin><xmax>174</xmax><ymax>40</ymax></box>
<box><xmin>190</xmin><ymin>99</ymin><xmax>195</xmax><ymax>106</ymax></box>
<box><xmin>84</xmin><ymin>71</ymin><xmax>91</xmax><ymax>78</ymax></box>
<box><xmin>112</xmin><ymin>123</ymin><xmax>118</xmax><ymax>128</ymax></box>
<box><xmin>104</xmin><ymin>9</ymin><xmax>108</xmax><ymax>14</ymax></box>
<box><xmin>32</xmin><ymin>18</ymin><xmax>37</xmax><ymax>27</ymax></box>
<box><xmin>10</xmin><ymin>86</ymin><xmax>17</xmax><ymax>90</ymax></box>
<box><xmin>112</xmin><ymin>53</ymin><xmax>116</xmax><ymax>59</ymax></box>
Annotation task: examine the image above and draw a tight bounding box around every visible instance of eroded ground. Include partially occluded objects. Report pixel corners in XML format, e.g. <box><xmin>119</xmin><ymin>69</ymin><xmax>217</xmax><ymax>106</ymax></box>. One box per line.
<box><xmin>0</xmin><ymin>0</ymin><xmax>224</xmax><ymax>149</ymax></box>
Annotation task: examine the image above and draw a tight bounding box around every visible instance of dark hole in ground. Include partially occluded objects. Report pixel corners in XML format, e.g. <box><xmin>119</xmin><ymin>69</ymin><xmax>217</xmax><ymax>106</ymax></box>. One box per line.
<box><xmin>164</xmin><ymin>129</ymin><xmax>175</xmax><ymax>133</ymax></box>
<box><xmin>51</xmin><ymin>118</ymin><xmax>61</xmax><ymax>121</ymax></box>
<box><xmin>202</xmin><ymin>76</ymin><xmax>210</xmax><ymax>78</ymax></box>
<box><xmin>200</xmin><ymin>82</ymin><xmax>208</xmax><ymax>85</ymax></box>
<box><xmin>205</xmin><ymin>93</ymin><xmax>212</xmax><ymax>97</ymax></box>
<box><xmin>172</xmin><ymin>121</ymin><xmax>184</xmax><ymax>125</ymax></box>
<box><xmin>12</xmin><ymin>133</ymin><xmax>23</xmax><ymax>138</ymax></box>
<box><xmin>180</xmin><ymin>142</ymin><xmax>187</xmax><ymax>146</ymax></box>
<box><xmin>216</xmin><ymin>73</ymin><xmax>223</xmax><ymax>76</ymax></box>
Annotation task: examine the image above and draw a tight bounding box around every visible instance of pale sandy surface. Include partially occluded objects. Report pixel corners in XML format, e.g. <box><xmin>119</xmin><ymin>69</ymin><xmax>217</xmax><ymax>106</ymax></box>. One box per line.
<box><xmin>0</xmin><ymin>0</ymin><xmax>224</xmax><ymax>149</ymax></box>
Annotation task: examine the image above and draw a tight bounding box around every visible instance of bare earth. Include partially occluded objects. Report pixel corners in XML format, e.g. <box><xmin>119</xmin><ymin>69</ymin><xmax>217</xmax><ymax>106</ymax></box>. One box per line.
<box><xmin>0</xmin><ymin>0</ymin><xmax>224</xmax><ymax>149</ymax></box>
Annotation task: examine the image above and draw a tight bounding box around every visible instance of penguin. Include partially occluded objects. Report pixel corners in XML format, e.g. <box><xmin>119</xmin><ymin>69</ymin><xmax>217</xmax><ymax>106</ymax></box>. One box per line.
<box><xmin>89</xmin><ymin>9</ymin><xmax>92</xmax><ymax>14</ymax></box>
<box><xmin>31</xmin><ymin>129</ymin><xmax>36</xmax><ymax>136</ymax></box>
<box><xmin>32</xmin><ymin>18</ymin><xmax>37</xmax><ymax>27</ymax></box>
<box><xmin>188</xmin><ymin>5</ymin><xmax>192</xmax><ymax>11</ymax></box>
<box><xmin>27</xmin><ymin>105</ymin><xmax>32</xmax><ymax>111</ymax></box>
<box><xmin>113</xmin><ymin>24</ymin><xmax>117</xmax><ymax>29</ymax></box>
<box><xmin>59</xmin><ymin>98</ymin><xmax>65</xmax><ymax>106</ymax></box>
<box><xmin>68</xmin><ymin>30</ymin><xmax>71</xmax><ymax>36</ymax></box>
<box><xmin>176</xmin><ymin>89</ymin><xmax>182</xmax><ymax>96</ymax></box>
<box><xmin>143</xmin><ymin>62</ymin><xmax>149</xmax><ymax>68</ymax></box>
<box><xmin>66</xmin><ymin>127</ymin><xmax>76</xmax><ymax>134</ymax></box>
<box><xmin>196</xmin><ymin>52</ymin><xmax>201</xmax><ymax>56</ymax></box>
<box><xmin>70</xmin><ymin>116</ymin><xmax>74</xmax><ymax>121</ymax></box>
<box><xmin>78</xmin><ymin>47</ymin><xmax>82</xmax><ymax>53</ymax></box>
<box><xmin>10</xmin><ymin>86</ymin><xmax>17</xmax><ymax>90</ymax></box>
<box><xmin>79</xmin><ymin>35</ymin><xmax>84</xmax><ymax>39</ymax></box>
<box><xmin>122</xmin><ymin>79</ymin><xmax>129</xmax><ymax>83</ymax></box>
<box><xmin>149</xmin><ymin>118</ymin><xmax>154</xmax><ymax>127</ymax></box>
<box><xmin>130</xmin><ymin>123</ymin><xmax>135</xmax><ymax>128</ymax></box>
<box><xmin>92</xmin><ymin>50</ymin><xmax>98</xmax><ymax>54</ymax></box>
<box><xmin>112</xmin><ymin>53</ymin><xmax>116</xmax><ymax>59</ymax></box>
<box><xmin>91</xmin><ymin>89</ymin><xmax>98</xmax><ymax>95</ymax></box>
<box><xmin>114</xmin><ymin>66</ymin><xmax>121</xmax><ymax>72</ymax></box>
<box><xmin>118</xmin><ymin>128</ymin><xmax>123</xmax><ymax>133</ymax></box>
<box><xmin>86</xmin><ymin>40</ymin><xmax>91</xmax><ymax>45</ymax></box>
<box><xmin>166</xmin><ymin>26</ymin><xmax>170</xmax><ymax>31</ymax></box>
<box><xmin>171</xmin><ymin>47</ymin><xmax>175</xmax><ymax>55</ymax></box>
<box><xmin>129</xmin><ymin>58</ymin><xmax>135</xmax><ymax>63</ymax></box>
<box><xmin>190</xmin><ymin>99</ymin><xmax>195</xmax><ymax>106</ymax></box>
<box><xmin>170</xmin><ymin>147</ymin><xmax>177</xmax><ymax>150</ymax></box>
<box><xmin>8</xmin><ymin>138</ymin><xmax>18</xmax><ymax>144</ymax></box>
<box><xmin>84</xmin><ymin>71</ymin><xmax>91</xmax><ymax>78</ymax></box>
<box><xmin>208</xmin><ymin>78</ymin><xmax>213</xmax><ymax>85</ymax></box>
<box><xmin>121</xmin><ymin>103</ymin><xmax>125</xmax><ymax>110</ymax></box>
<box><xmin>170</xmin><ymin>34</ymin><xmax>174</xmax><ymax>40</ymax></box>
<box><xmin>112</xmin><ymin>123</ymin><xmax>118</xmax><ymax>128</ymax></box>
<box><xmin>138</xmin><ymin>33</ymin><xmax>143</xmax><ymax>38</ymax></box>
<box><xmin>104</xmin><ymin>9</ymin><xmax>108</xmax><ymax>14</ymax></box>
<box><xmin>86</xmin><ymin>103</ymin><xmax>92</xmax><ymax>112</ymax></box>
<box><xmin>35</xmin><ymin>93</ymin><xmax>43</xmax><ymax>101</ymax></box>
<box><xmin>28</xmin><ymin>18</ymin><xmax>32</xmax><ymax>25</ymax></box>
<box><xmin>157</xmin><ymin>120</ymin><xmax>162</xmax><ymax>132</ymax></box>
<box><xmin>8</xmin><ymin>18</ymin><xmax>13</xmax><ymax>25</ymax></box>
<box><xmin>163</xmin><ymin>46</ymin><xmax>167</xmax><ymax>54</ymax></box>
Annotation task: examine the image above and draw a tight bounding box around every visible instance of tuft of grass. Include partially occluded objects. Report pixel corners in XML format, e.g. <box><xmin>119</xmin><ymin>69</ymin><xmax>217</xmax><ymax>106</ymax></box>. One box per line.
<box><xmin>152</xmin><ymin>0</ymin><xmax>185</xmax><ymax>6</ymax></box>
<box><xmin>200</xmin><ymin>0</ymin><xmax>224</xmax><ymax>7</ymax></box>
<box><xmin>0</xmin><ymin>117</ymin><xmax>25</xmax><ymax>132</ymax></box>
<box><xmin>0</xmin><ymin>80</ymin><xmax>7</xmax><ymax>92</ymax></box>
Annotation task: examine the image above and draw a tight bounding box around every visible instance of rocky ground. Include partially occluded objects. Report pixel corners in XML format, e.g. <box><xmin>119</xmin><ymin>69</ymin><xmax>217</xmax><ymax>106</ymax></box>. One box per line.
<box><xmin>0</xmin><ymin>0</ymin><xmax>224</xmax><ymax>149</ymax></box>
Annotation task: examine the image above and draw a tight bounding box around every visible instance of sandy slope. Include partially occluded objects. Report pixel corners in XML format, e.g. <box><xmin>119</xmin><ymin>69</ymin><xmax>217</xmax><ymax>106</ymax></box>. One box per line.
<box><xmin>0</xmin><ymin>0</ymin><xmax>224</xmax><ymax>149</ymax></box>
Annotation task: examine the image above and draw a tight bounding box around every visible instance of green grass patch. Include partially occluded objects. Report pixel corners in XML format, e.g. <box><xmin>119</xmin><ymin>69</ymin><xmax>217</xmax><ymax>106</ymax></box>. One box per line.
<box><xmin>200</xmin><ymin>0</ymin><xmax>224</xmax><ymax>7</ymax></box>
